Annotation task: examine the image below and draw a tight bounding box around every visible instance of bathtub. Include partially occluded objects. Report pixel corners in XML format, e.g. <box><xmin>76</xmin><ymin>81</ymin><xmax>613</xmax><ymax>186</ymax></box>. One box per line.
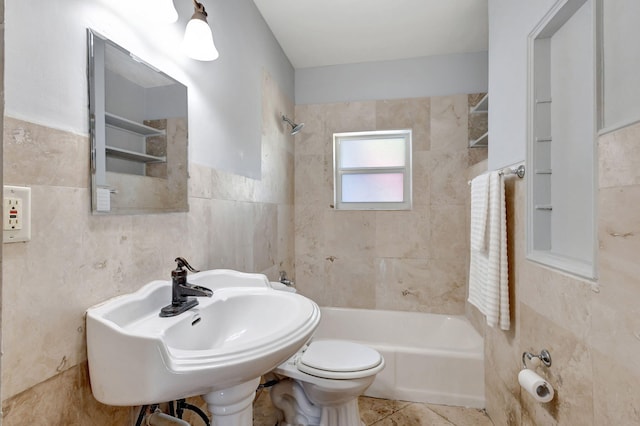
<box><xmin>311</xmin><ymin>307</ymin><xmax>485</xmax><ymax>408</ymax></box>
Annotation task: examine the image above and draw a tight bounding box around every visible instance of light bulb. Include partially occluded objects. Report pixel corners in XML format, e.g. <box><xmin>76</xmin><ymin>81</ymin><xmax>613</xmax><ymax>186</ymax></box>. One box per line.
<box><xmin>182</xmin><ymin>14</ymin><xmax>219</xmax><ymax>61</ymax></box>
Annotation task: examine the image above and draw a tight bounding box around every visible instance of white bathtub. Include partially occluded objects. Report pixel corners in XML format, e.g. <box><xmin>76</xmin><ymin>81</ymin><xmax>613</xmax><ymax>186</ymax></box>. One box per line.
<box><xmin>311</xmin><ymin>307</ymin><xmax>485</xmax><ymax>408</ymax></box>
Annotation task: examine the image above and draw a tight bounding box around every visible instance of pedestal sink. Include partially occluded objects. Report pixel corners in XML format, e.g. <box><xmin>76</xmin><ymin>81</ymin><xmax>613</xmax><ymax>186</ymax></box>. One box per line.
<box><xmin>86</xmin><ymin>269</ymin><xmax>320</xmax><ymax>425</ymax></box>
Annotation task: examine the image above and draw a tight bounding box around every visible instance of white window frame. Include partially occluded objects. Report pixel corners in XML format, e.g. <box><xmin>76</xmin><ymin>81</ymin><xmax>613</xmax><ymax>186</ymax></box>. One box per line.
<box><xmin>333</xmin><ymin>129</ymin><xmax>412</xmax><ymax>210</ymax></box>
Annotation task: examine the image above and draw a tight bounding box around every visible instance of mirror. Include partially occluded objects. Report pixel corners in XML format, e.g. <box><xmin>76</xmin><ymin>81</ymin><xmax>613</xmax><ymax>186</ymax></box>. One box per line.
<box><xmin>88</xmin><ymin>29</ymin><xmax>188</xmax><ymax>214</ymax></box>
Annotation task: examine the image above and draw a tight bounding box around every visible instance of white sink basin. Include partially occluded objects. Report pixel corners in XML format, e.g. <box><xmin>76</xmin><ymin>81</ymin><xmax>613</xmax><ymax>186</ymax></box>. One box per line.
<box><xmin>86</xmin><ymin>269</ymin><xmax>320</xmax><ymax>412</ymax></box>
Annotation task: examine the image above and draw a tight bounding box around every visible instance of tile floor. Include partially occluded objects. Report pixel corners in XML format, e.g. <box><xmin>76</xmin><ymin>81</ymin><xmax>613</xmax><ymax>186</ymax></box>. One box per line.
<box><xmin>253</xmin><ymin>390</ymin><xmax>494</xmax><ymax>426</ymax></box>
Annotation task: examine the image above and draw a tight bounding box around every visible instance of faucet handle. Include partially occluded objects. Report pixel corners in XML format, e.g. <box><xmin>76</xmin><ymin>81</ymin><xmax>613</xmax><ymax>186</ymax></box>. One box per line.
<box><xmin>175</xmin><ymin>257</ymin><xmax>200</xmax><ymax>273</ymax></box>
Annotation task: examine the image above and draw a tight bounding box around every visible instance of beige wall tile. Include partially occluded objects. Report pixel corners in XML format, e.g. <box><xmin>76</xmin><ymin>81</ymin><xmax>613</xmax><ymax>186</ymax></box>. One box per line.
<box><xmin>375</xmin><ymin>98</ymin><xmax>431</xmax><ymax>151</ymax></box>
<box><xmin>484</xmin><ymin>122</ymin><xmax>640</xmax><ymax>426</ymax></box>
<box><xmin>294</xmin><ymin>94</ymin><xmax>480</xmax><ymax>315</ymax></box>
<box><xmin>4</xmin><ymin>117</ymin><xmax>89</xmax><ymax>188</ymax></box>
<box><xmin>375</xmin><ymin>258</ymin><xmax>466</xmax><ymax>314</ymax></box>
<box><xmin>2</xmin><ymin>363</ymin><xmax>132</xmax><ymax>426</ymax></box>
<box><xmin>592</xmin><ymin>348</ymin><xmax>640</xmax><ymax>425</ymax></box>
<box><xmin>598</xmin><ymin>121</ymin><xmax>640</xmax><ymax>188</ymax></box>
<box><xmin>430</xmin><ymin>95</ymin><xmax>469</xmax><ymax>152</ymax></box>
<box><xmin>374</xmin><ymin>210</ymin><xmax>429</xmax><ymax>259</ymax></box>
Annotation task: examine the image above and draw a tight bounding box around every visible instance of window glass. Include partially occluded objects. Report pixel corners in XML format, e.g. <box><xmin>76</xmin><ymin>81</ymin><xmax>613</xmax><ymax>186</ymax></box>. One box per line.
<box><xmin>333</xmin><ymin>130</ymin><xmax>412</xmax><ymax>210</ymax></box>
<box><xmin>339</xmin><ymin>138</ymin><xmax>406</xmax><ymax>168</ymax></box>
<box><xmin>341</xmin><ymin>173</ymin><xmax>405</xmax><ymax>202</ymax></box>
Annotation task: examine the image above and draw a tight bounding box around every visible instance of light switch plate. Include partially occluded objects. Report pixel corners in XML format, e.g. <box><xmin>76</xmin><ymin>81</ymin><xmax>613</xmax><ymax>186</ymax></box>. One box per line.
<box><xmin>4</xmin><ymin>185</ymin><xmax>31</xmax><ymax>243</ymax></box>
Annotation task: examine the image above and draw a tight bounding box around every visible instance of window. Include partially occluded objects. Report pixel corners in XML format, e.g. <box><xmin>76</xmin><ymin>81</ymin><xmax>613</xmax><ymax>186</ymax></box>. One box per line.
<box><xmin>333</xmin><ymin>130</ymin><xmax>412</xmax><ymax>210</ymax></box>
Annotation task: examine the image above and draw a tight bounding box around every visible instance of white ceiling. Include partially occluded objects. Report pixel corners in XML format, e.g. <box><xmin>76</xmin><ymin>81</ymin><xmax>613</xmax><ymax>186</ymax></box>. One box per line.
<box><xmin>252</xmin><ymin>0</ymin><xmax>489</xmax><ymax>69</ymax></box>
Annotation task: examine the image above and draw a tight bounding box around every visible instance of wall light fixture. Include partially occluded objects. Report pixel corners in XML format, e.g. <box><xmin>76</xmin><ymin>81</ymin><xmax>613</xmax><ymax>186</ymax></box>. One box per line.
<box><xmin>147</xmin><ymin>0</ymin><xmax>219</xmax><ymax>61</ymax></box>
<box><xmin>182</xmin><ymin>0</ymin><xmax>219</xmax><ymax>61</ymax></box>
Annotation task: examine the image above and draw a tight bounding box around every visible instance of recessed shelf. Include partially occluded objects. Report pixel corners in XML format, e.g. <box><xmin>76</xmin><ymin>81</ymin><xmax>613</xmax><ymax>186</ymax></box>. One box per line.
<box><xmin>535</xmin><ymin>98</ymin><xmax>552</xmax><ymax>104</ymax></box>
<box><xmin>105</xmin><ymin>112</ymin><xmax>165</xmax><ymax>137</ymax></box>
<box><xmin>105</xmin><ymin>146</ymin><xmax>166</xmax><ymax>163</ymax></box>
<box><xmin>535</xmin><ymin>169</ymin><xmax>553</xmax><ymax>174</ymax></box>
<box><xmin>469</xmin><ymin>131</ymin><xmax>488</xmax><ymax>148</ymax></box>
<box><xmin>535</xmin><ymin>205</ymin><xmax>553</xmax><ymax>210</ymax></box>
<box><xmin>470</xmin><ymin>93</ymin><xmax>489</xmax><ymax>114</ymax></box>
<box><xmin>536</xmin><ymin>137</ymin><xmax>553</xmax><ymax>142</ymax></box>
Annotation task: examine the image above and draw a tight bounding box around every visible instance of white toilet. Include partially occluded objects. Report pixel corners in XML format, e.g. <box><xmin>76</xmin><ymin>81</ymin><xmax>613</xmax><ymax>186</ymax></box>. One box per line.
<box><xmin>270</xmin><ymin>339</ymin><xmax>385</xmax><ymax>426</ymax></box>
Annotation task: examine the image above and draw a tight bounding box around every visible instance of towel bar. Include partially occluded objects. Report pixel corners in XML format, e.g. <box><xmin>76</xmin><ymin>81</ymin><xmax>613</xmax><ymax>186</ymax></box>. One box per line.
<box><xmin>499</xmin><ymin>164</ymin><xmax>526</xmax><ymax>178</ymax></box>
<box><xmin>468</xmin><ymin>165</ymin><xmax>526</xmax><ymax>185</ymax></box>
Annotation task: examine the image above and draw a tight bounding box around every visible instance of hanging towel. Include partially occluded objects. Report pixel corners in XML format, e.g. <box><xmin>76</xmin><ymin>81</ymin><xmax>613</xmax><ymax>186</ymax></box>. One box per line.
<box><xmin>470</xmin><ymin>173</ymin><xmax>489</xmax><ymax>252</ymax></box>
<box><xmin>468</xmin><ymin>171</ymin><xmax>510</xmax><ymax>330</ymax></box>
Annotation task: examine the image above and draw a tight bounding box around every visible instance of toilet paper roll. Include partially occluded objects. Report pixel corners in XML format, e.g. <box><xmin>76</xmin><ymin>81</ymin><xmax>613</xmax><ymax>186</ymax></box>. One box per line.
<box><xmin>518</xmin><ymin>368</ymin><xmax>554</xmax><ymax>403</ymax></box>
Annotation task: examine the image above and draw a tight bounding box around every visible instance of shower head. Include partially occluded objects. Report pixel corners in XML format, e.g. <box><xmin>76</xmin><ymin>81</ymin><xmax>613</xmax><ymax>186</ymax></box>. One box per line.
<box><xmin>282</xmin><ymin>115</ymin><xmax>304</xmax><ymax>135</ymax></box>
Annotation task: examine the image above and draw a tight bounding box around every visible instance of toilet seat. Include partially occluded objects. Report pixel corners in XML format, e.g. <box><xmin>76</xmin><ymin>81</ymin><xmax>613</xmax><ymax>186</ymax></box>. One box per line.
<box><xmin>296</xmin><ymin>340</ymin><xmax>384</xmax><ymax>380</ymax></box>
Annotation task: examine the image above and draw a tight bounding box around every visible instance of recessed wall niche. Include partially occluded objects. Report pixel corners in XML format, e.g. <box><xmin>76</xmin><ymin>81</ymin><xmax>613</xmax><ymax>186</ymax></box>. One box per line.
<box><xmin>527</xmin><ymin>0</ymin><xmax>597</xmax><ymax>279</ymax></box>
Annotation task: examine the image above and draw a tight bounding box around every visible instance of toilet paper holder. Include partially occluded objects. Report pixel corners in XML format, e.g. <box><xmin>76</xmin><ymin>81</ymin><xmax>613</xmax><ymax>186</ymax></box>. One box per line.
<box><xmin>522</xmin><ymin>349</ymin><xmax>552</xmax><ymax>369</ymax></box>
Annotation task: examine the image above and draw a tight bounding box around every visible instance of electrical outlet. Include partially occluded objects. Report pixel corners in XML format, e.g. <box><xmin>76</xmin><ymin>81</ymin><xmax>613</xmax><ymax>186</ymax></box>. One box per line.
<box><xmin>3</xmin><ymin>186</ymin><xmax>31</xmax><ymax>243</ymax></box>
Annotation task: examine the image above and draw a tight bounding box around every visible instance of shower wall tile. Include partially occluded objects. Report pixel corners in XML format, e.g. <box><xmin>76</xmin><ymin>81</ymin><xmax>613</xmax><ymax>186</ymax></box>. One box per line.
<box><xmin>412</xmin><ymin>151</ymin><xmax>432</xmax><ymax>207</ymax></box>
<box><xmin>430</xmin><ymin>150</ymin><xmax>470</xmax><ymax>206</ymax></box>
<box><xmin>323</xmin><ymin>101</ymin><xmax>377</xmax><ymax>135</ymax></box>
<box><xmin>430</xmin><ymin>95</ymin><xmax>469</xmax><ymax>152</ymax></box>
<box><xmin>294</xmin><ymin>254</ymin><xmax>331</xmax><ymax>306</ymax></box>
<box><xmin>375</xmin><ymin>258</ymin><xmax>467</xmax><ymax>314</ymax></box>
<box><xmin>294</xmin><ymin>94</ymin><xmax>486</xmax><ymax>313</ymax></box>
<box><xmin>252</xmin><ymin>202</ymin><xmax>279</xmax><ymax>273</ymax></box>
<box><xmin>295</xmin><ymin>154</ymin><xmax>326</xmax><ymax>206</ymax></box>
<box><xmin>294</xmin><ymin>103</ymin><xmax>327</xmax><ymax>157</ymax></box>
<box><xmin>327</xmin><ymin>256</ymin><xmax>376</xmax><ymax>308</ymax></box>
<box><xmin>1</xmin><ymin>70</ymin><xmax>296</xmax><ymax>422</ymax></box>
<box><xmin>374</xmin><ymin>210</ymin><xmax>430</xmax><ymax>259</ymax></box>
<box><xmin>375</xmin><ymin>98</ymin><xmax>431</xmax><ymax>151</ymax></box>
<box><xmin>277</xmin><ymin>204</ymin><xmax>295</xmax><ymax>276</ymax></box>
<box><xmin>323</xmin><ymin>211</ymin><xmax>376</xmax><ymax>258</ymax></box>
<box><xmin>429</xmin><ymin>204</ymin><xmax>468</xmax><ymax>260</ymax></box>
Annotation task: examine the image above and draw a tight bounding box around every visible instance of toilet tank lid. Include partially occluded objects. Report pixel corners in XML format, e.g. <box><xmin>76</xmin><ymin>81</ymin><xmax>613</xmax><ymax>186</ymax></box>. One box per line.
<box><xmin>299</xmin><ymin>339</ymin><xmax>382</xmax><ymax>373</ymax></box>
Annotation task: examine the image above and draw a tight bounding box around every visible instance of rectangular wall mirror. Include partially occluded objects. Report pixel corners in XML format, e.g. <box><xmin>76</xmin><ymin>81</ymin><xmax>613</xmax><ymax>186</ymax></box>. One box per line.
<box><xmin>88</xmin><ymin>29</ymin><xmax>189</xmax><ymax>214</ymax></box>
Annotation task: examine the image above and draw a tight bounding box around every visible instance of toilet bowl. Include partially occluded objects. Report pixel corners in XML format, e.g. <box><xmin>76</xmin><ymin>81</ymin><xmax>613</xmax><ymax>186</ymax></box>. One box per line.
<box><xmin>270</xmin><ymin>339</ymin><xmax>385</xmax><ymax>426</ymax></box>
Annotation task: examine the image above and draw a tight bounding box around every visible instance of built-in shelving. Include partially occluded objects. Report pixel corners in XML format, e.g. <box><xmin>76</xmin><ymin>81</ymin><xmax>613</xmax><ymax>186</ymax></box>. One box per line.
<box><xmin>469</xmin><ymin>93</ymin><xmax>489</xmax><ymax>148</ymax></box>
<box><xmin>104</xmin><ymin>112</ymin><xmax>167</xmax><ymax>167</ymax></box>
<box><xmin>470</xmin><ymin>93</ymin><xmax>488</xmax><ymax>114</ymax></box>
<box><xmin>470</xmin><ymin>131</ymin><xmax>488</xmax><ymax>147</ymax></box>
<box><xmin>105</xmin><ymin>112</ymin><xmax>165</xmax><ymax>137</ymax></box>
<box><xmin>105</xmin><ymin>146</ymin><xmax>166</xmax><ymax>163</ymax></box>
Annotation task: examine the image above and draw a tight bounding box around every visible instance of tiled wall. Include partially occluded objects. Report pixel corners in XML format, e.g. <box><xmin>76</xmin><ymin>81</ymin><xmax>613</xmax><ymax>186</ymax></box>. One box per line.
<box><xmin>293</xmin><ymin>94</ymin><xmax>487</xmax><ymax>313</ymax></box>
<box><xmin>477</xmin><ymin>121</ymin><xmax>640</xmax><ymax>425</ymax></box>
<box><xmin>0</xmin><ymin>72</ymin><xmax>295</xmax><ymax>424</ymax></box>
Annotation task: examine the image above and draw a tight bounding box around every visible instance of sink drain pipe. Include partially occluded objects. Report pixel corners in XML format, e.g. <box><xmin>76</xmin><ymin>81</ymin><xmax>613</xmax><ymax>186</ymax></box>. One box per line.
<box><xmin>146</xmin><ymin>412</ymin><xmax>190</xmax><ymax>426</ymax></box>
<box><xmin>133</xmin><ymin>375</ymin><xmax>279</xmax><ymax>426</ymax></box>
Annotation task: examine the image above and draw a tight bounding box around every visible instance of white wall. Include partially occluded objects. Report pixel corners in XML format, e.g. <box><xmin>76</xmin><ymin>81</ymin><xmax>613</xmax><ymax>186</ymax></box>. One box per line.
<box><xmin>295</xmin><ymin>52</ymin><xmax>488</xmax><ymax>105</ymax></box>
<box><xmin>489</xmin><ymin>0</ymin><xmax>640</xmax><ymax>169</ymax></box>
<box><xmin>549</xmin><ymin>1</ymin><xmax>594</xmax><ymax>263</ymax></box>
<box><xmin>601</xmin><ymin>0</ymin><xmax>640</xmax><ymax>131</ymax></box>
<box><xmin>487</xmin><ymin>0</ymin><xmax>557</xmax><ymax>170</ymax></box>
<box><xmin>5</xmin><ymin>0</ymin><xmax>293</xmax><ymax>179</ymax></box>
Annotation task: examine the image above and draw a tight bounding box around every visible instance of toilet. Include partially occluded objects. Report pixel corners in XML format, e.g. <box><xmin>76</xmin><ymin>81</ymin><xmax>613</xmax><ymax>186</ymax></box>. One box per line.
<box><xmin>270</xmin><ymin>339</ymin><xmax>385</xmax><ymax>426</ymax></box>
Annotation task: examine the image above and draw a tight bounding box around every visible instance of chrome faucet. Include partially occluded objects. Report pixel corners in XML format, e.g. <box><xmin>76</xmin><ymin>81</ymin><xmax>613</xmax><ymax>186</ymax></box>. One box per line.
<box><xmin>279</xmin><ymin>270</ymin><xmax>295</xmax><ymax>288</ymax></box>
<box><xmin>160</xmin><ymin>257</ymin><xmax>213</xmax><ymax>317</ymax></box>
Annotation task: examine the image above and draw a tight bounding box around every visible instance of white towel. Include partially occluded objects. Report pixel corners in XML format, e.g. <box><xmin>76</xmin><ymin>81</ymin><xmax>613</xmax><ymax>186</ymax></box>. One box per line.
<box><xmin>468</xmin><ymin>171</ymin><xmax>510</xmax><ymax>330</ymax></box>
<box><xmin>470</xmin><ymin>174</ymin><xmax>489</xmax><ymax>252</ymax></box>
